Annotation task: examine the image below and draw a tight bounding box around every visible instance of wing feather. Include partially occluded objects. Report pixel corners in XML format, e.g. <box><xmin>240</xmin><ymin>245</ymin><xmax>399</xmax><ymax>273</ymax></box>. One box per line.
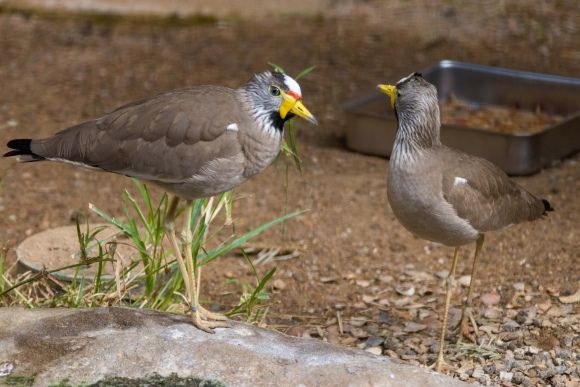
<box><xmin>31</xmin><ymin>87</ymin><xmax>245</xmax><ymax>182</ymax></box>
<box><xmin>438</xmin><ymin>146</ymin><xmax>546</xmax><ymax>232</ymax></box>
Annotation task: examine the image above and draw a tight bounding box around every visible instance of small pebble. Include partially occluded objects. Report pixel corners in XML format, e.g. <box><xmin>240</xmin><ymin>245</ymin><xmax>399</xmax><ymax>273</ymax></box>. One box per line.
<box><xmin>378</xmin><ymin>312</ymin><xmax>394</xmax><ymax>324</ymax></box>
<box><xmin>365</xmin><ymin>346</ymin><xmax>382</xmax><ymax>355</ymax></box>
<box><xmin>502</xmin><ymin>331</ymin><xmax>523</xmax><ymax>342</ymax></box>
<box><xmin>504</xmin><ymin>357</ymin><xmax>515</xmax><ymax>371</ymax></box>
<box><xmin>383</xmin><ymin>337</ymin><xmax>400</xmax><ymax>350</ymax></box>
<box><xmin>478</xmin><ymin>375</ymin><xmax>491</xmax><ymax>386</ymax></box>
<box><xmin>555</xmin><ymin>347</ymin><xmax>572</xmax><ymax>360</ymax></box>
<box><xmin>272</xmin><ymin>279</ymin><xmax>286</xmax><ymax>290</ymax></box>
<box><xmin>403</xmin><ymin>322</ymin><xmax>426</xmax><ymax>333</ymax></box>
<box><xmin>502</xmin><ymin>319</ymin><xmax>520</xmax><ymax>332</ymax></box>
<box><xmin>356</xmin><ymin>279</ymin><xmax>371</xmax><ymax>287</ymax></box>
<box><xmin>350</xmin><ymin>316</ymin><xmax>368</xmax><ymax>327</ymax></box>
<box><xmin>527</xmin><ymin>345</ymin><xmax>540</xmax><ymax>354</ymax></box>
<box><xmin>484</xmin><ymin>308</ymin><xmax>502</xmax><ymax>320</ymax></box>
<box><xmin>472</xmin><ymin>367</ymin><xmax>485</xmax><ymax>379</ymax></box>
<box><xmin>561</xmin><ymin>336</ymin><xmax>574</xmax><ymax>347</ymax></box>
<box><xmin>395</xmin><ymin>283</ymin><xmax>415</xmax><ymax>296</ymax></box>
<box><xmin>539</xmin><ymin>367</ymin><xmax>555</xmax><ymax>379</ymax></box>
<box><xmin>384</xmin><ymin>349</ymin><xmax>399</xmax><ymax>359</ymax></box>
<box><xmin>554</xmin><ymin>365</ymin><xmax>567</xmax><ymax>375</ymax></box>
<box><xmin>499</xmin><ymin>371</ymin><xmax>513</xmax><ymax>381</ymax></box>
<box><xmin>515</xmin><ymin>307</ymin><xmax>537</xmax><ymax>325</ymax></box>
<box><xmin>512</xmin><ymin>371</ymin><xmax>526</xmax><ymax>384</ymax></box>
<box><xmin>365</xmin><ymin>336</ymin><xmax>384</xmax><ymax>348</ymax></box>
<box><xmin>458</xmin><ymin>275</ymin><xmax>471</xmax><ymax>287</ymax></box>
<box><xmin>481</xmin><ymin>292</ymin><xmax>501</xmax><ymax>305</ymax></box>
<box><xmin>513</xmin><ymin>282</ymin><xmax>525</xmax><ymax>292</ymax></box>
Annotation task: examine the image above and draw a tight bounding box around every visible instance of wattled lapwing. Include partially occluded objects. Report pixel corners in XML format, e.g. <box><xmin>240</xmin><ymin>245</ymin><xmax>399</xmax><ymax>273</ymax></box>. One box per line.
<box><xmin>377</xmin><ymin>73</ymin><xmax>552</xmax><ymax>371</ymax></box>
<box><xmin>4</xmin><ymin>70</ymin><xmax>317</xmax><ymax>332</ymax></box>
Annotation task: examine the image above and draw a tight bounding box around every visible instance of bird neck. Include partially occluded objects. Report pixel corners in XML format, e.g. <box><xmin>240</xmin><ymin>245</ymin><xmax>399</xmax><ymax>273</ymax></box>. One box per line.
<box><xmin>393</xmin><ymin>108</ymin><xmax>441</xmax><ymax>157</ymax></box>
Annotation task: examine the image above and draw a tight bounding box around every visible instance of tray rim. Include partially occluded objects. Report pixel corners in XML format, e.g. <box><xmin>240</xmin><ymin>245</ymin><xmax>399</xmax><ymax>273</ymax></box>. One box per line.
<box><xmin>344</xmin><ymin>60</ymin><xmax>580</xmax><ymax>138</ymax></box>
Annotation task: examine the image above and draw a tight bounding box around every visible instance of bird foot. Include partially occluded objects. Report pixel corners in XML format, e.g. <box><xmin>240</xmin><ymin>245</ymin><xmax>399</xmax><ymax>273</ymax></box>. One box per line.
<box><xmin>198</xmin><ymin>305</ymin><xmax>228</xmax><ymax>321</ymax></box>
<box><xmin>457</xmin><ymin>306</ymin><xmax>478</xmax><ymax>343</ymax></box>
<box><xmin>190</xmin><ymin>310</ymin><xmax>230</xmax><ymax>333</ymax></box>
<box><xmin>428</xmin><ymin>355</ymin><xmax>451</xmax><ymax>373</ymax></box>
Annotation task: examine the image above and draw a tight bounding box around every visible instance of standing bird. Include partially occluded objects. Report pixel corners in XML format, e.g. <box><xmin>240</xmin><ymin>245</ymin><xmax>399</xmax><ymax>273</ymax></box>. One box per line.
<box><xmin>377</xmin><ymin>73</ymin><xmax>552</xmax><ymax>371</ymax></box>
<box><xmin>4</xmin><ymin>70</ymin><xmax>317</xmax><ymax>332</ymax></box>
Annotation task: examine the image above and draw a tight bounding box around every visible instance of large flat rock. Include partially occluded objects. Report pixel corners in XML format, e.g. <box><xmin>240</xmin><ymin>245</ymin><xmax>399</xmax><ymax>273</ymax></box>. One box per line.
<box><xmin>0</xmin><ymin>307</ymin><xmax>469</xmax><ymax>386</ymax></box>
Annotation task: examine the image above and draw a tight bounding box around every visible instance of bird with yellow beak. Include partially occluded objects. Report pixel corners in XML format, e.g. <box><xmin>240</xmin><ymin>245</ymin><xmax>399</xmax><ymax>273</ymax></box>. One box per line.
<box><xmin>377</xmin><ymin>73</ymin><xmax>552</xmax><ymax>371</ymax></box>
<box><xmin>4</xmin><ymin>70</ymin><xmax>317</xmax><ymax>332</ymax></box>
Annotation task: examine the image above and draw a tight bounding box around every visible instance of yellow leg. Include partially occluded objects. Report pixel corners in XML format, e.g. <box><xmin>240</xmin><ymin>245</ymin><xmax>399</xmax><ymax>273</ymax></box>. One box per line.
<box><xmin>432</xmin><ymin>247</ymin><xmax>460</xmax><ymax>372</ymax></box>
<box><xmin>166</xmin><ymin>196</ymin><xmax>228</xmax><ymax>333</ymax></box>
<box><xmin>194</xmin><ymin>197</ymin><xmax>228</xmax><ymax>323</ymax></box>
<box><xmin>458</xmin><ymin>234</ymin><xmax>484</xmax><ymax>343</ymax></box>
<box><xmin>183</xmin><ymin>199</ymin><xmax>229</xmax><ymax>332</ymax></box>
<box><xmin>165</xmin><ymin>196</ymin><xmax>193</xmax><ymax>302</ymax></box>
<box><xmin>193</xmin><ymin>262</ymin><xmax>227</xmax><ymax>321</ymax></box>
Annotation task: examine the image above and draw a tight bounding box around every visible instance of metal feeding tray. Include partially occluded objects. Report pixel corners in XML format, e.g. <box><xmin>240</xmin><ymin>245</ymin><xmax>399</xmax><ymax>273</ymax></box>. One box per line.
<box><xmin>344</xmin><ymin>60</ymin><xmax>580</xmax><ymax>175</ymax></box>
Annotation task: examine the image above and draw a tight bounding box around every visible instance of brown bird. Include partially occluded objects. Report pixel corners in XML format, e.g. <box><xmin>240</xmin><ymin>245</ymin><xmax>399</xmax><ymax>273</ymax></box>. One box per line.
<box><xmin>4</xmin><ymin>70</ymin><xmax>317</xmax><ymax>332</ymax></box>
<box><xmin>377</xmin><ymin>73</ymin><xmax>552</xmax><ymax>371</ymax></box>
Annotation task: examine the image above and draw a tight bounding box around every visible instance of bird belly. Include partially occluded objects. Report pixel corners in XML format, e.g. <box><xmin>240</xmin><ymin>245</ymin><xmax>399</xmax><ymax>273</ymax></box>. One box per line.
<box><xmin>156</xmin><ymin>156</ymin><xmax>246</xmax><ymax>200</ymax></box>
<box><xmin>388</xmin><ymin>172</ymin><xmax>479</xmax><ymax>247</ymax></box>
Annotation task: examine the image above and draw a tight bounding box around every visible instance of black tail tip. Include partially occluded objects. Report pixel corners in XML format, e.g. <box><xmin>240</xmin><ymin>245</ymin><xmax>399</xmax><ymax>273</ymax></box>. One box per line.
<box><xmin>542</xmin><ymin>199</ymin><xmax>554</xmax><ymax>212</ymax></box>
<box><xmin>4</xmin><ymin>138</ymin><xmax>33</xmax><ymax>158</ymax></box>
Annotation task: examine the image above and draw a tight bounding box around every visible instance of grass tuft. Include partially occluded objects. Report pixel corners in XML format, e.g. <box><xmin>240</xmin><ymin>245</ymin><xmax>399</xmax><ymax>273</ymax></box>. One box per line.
<box><xmin>455</xmin><ymin>342</ymin><xmax>502</xmax><ymax>361</ymax></box>
<box><xmin>0</xmin><ymin>180</ymin><xmax>303</xmax><ymax>323</ymax></box>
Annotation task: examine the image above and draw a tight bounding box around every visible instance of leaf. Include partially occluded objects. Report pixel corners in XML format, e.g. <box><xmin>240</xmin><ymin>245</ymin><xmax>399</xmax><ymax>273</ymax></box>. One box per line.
<box><xmin>268</xmin><ymin>62</ymin><xmax>285</xmax><ymax>73</ymax></box>
<box><xmin>199</xmin><ymin>210</ymin><xmax>306</xmax><ymax>266</ymax></box>
<box><xmin>294</xmin><ymin>65</ymin><xmax>316</xmax><ymax>80</ymax></box>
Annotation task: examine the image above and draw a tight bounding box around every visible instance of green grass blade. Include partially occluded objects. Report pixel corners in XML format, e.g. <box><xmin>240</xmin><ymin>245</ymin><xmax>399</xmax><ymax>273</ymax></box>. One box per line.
<box><xmin>132</xmin><ymin>179</ymin><xmax>155</xmax><ymax>221</ymax></box>
<box><xmin>294</xmin><ymin>65</ymin><xmax>315</xmax><ymax>80</ymax></box>
<box><xmin>124</xmin><ymin>189</ymin><xmax>152</xmax><ymax>236</ymax></box>
<box><xmin>268</xmin><ymin>62</ymin><xmax>285</xmax><ymax>73</ymax></box>
<box><xmin>285</xmin><ymin>122</ymin><xmax>302</xmax><ymax>172</ymax></box>
<box><xmin>89</xmin><ymin>203</ymin><xmax>131</xmax><ymax>234</ymax></box>
<box><xmin>200</xmin><ymin>210</ymin><xmax>306</xmax><ymax>266</ymax></box>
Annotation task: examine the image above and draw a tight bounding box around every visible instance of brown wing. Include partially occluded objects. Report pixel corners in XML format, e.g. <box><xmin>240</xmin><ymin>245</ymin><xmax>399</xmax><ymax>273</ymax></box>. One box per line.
<box><xmin>30</xmin><ymin>87</ymin><xmax>245</xmax><ymax>181</ymax></box>
<box><xmin>439</xmin><ymin>146</ymin><xmax>547</xmax><ymax>232</ymax></box>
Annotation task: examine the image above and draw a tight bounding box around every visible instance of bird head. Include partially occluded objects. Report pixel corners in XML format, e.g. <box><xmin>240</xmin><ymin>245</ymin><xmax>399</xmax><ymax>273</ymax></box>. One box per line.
<box><xmin>243</xmin><ymin>71</ymin><xmax>317</xmax><ymax>130</ymax></box>
<box><xmin>377</xmin><ymin>72</ymin><xmax>439</xmax><ymax>123</ymax></box>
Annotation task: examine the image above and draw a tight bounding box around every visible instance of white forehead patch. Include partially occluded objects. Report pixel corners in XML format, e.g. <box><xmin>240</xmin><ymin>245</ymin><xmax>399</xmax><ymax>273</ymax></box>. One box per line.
<box><xmin>396</xmin><ymin>73</ymin><xmax>416</xmax><ymax>86</ymax></box>
<box><xmin>283</xmin><ymin>74</ymin><xmax>302</xmax><ymax>97</ymax></box>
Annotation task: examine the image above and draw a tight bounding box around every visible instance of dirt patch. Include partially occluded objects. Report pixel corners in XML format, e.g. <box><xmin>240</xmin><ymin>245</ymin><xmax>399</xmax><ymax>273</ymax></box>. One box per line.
<box><xmin>0</xmin><ymin>2</ymin><xmax>578</xmax><ymax>386</ymax></box>
<box><xmin>11</xmin><ymin>308</ymin><xmax>186</xmax><ymax>369</ymax></box>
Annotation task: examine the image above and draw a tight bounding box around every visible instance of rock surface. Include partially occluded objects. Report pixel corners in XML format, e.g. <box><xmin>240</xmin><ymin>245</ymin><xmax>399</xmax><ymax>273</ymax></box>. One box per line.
<box><xmin>0</xmin><ymin>307</ymin><xmax>470</xmax><ymax>387</ymax></box>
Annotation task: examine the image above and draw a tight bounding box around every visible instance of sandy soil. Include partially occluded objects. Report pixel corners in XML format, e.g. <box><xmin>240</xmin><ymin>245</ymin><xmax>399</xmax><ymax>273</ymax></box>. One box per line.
<box><xmin>0</xmin><ymin>2</ymin><xmax>578</xmax><ymax>385</ymax></box>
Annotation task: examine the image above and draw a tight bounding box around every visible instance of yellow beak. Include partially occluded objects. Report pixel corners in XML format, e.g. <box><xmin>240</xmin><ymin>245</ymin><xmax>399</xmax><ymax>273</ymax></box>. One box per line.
<box><xmin>279</xmin><ymin>91</ymin><xmax>318</xmax><ymax>125</ymax></box>
<box><xmin>377</xmin><ymin>84</ymin><xmax>397</xmax><ymax>109</ymax></box>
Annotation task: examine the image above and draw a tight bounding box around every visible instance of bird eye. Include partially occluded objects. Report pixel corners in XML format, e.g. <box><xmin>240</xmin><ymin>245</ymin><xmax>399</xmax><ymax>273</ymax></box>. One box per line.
<box><xmin>269</xmin><ymin>85</ymin><xmax>281</xmax><ymax>96</ymax></box>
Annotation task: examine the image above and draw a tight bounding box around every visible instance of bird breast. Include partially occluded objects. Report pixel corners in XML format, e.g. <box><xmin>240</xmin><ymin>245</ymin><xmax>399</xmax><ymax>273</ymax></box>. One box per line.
<box><xmin>387</xmin><ymin>160</ymin><xmax>479</xmax><ymax>247</ymax></box>
<box><xmin>240</xmin><ymin>129</ymin><xmax>282</xmax><ymax>178</ymax></box>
